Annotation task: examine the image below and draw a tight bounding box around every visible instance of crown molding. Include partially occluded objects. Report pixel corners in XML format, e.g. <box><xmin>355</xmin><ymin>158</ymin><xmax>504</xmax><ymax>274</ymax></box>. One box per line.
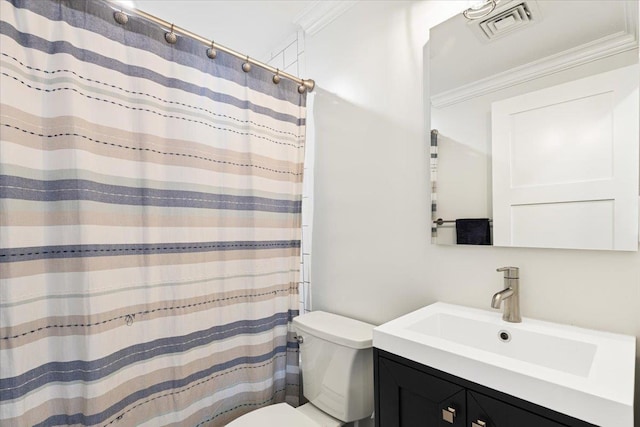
<box><xmin>431</xmin><ymin>1</ymin><xmax>639</xmax><ymax>108</ymax></box>
<box><xmin>294</xmin><ymin>1</ymin><xmax>358</xmax><ymax>36</ymax></box>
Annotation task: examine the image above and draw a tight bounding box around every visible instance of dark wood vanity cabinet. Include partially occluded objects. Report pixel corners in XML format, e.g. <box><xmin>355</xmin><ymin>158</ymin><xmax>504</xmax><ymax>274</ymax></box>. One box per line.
<box><xmin>374</xmin><ymin>349</ymin><xmax>597</xmax><ymax>427</ymax></box>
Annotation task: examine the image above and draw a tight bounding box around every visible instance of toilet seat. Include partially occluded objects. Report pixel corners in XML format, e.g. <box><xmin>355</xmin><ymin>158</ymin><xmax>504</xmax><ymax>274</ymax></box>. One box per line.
<box><xmin>226</xmin><ymin>403</ymin><xmax>319</xmax><ymax>427</ymax></box>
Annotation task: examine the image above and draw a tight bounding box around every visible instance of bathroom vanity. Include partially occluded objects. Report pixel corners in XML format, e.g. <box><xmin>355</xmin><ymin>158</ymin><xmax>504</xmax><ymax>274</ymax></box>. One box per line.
<box><xmin>372</xmin><ymin>303</ymin><xmax>635</xmax><ymax>427</ymax></box>
<box><xmin>375</xmin><ymin>348</ymin><xmax>594</xmax><ymax>426</ymax></box>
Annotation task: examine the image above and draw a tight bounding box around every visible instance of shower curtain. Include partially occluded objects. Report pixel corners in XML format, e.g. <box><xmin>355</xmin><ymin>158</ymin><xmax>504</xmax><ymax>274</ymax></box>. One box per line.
<box><xmin>0</xmin><ymin>0</ymin><xmax>305</xmax><ymax>425</ymax></box>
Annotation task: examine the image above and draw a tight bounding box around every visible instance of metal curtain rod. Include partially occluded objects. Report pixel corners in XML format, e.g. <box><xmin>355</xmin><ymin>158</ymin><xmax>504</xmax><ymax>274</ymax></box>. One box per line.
<box><xmin>106</xmin><ymin>1</ymin><xmax>316</xmax><ymax>93</ymax></box>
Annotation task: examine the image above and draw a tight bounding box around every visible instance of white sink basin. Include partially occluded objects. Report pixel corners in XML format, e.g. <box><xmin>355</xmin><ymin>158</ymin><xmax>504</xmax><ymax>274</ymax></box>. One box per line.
<box><xmin>407</xmin><ymin>312</ymin><xmax>598</xmax><ymax>377</ymax></box>
<box><xmin>373</xmin><ymin>302</ymin><xmax>636</xmax><ymax>427</ymax></box>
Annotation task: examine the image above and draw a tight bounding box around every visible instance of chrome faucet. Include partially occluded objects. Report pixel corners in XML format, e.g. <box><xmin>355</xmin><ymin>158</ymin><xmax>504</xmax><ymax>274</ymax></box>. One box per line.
<box><xmin>492</xmin><ymin>267</ymin><xmax>521</xmax><ymax>323</ymax></box>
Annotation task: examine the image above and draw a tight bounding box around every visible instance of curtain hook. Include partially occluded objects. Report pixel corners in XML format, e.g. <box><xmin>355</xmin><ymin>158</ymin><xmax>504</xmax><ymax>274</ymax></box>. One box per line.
<box><xmin>242</xmin><ymin>56</ymin><xmax>251</xmax><ymax>73</ymax></box>
<box><xmin>272</xmin><ymin>69</ymin><xmax>281</xmax><ymax>84</ymax></box>
<box><xmin>165</xmin><ymin>23</ymin><xmax>177</xmax><ymax>44</ymax></box>
<box><xmin>114</xmin><ymin>9</ymin><xmax>128</xmax><ymax>25</ymax></box>
<box><xmin>207</xmin><ymin>40</ymin><xmax>217</xmax><ymax>59</ymax></box>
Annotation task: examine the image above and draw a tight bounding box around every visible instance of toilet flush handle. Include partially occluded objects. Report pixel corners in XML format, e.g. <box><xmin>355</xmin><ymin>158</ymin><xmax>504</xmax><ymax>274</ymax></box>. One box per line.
<box><xmin>296</xmin><ymin>335</ymin><xmax>304</xmax><ymax>344</ymax></box>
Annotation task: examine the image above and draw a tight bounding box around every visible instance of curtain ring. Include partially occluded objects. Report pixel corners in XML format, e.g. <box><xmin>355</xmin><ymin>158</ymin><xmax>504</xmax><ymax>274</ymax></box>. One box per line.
<box><xmin>114</xmin><ymin>10</ymin><xmax>128</xmax><ymax>25</ymax></box>
<box><xmin>242</xmin><ymin>56</ymin><xmax>251</xmax><ymax>73</ymax></box>
<box><xmin>272</xmin><ymin>69</ymin><xmax>281</xmax><ymax>84</ymax></box>
<box><xmin>206</xmin><ymin>40</ymin><xmax>217</xmax><ymax>59</ymax></box>
<box><xmin>165</xmin><ymin>23</ymin><xmax>177</xmax><ymax>44</ymax></box>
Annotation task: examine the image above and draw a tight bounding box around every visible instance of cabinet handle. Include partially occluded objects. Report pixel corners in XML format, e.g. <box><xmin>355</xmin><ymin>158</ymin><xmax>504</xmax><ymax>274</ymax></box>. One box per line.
<box><xmin>472</xmin><ymin>420</ymin><xmax>487</xmax><ymax>427</ymax></box>
<box><xmin>441</xmin><ymin>406</ymin><xmax>456</xmax><ymax>423</ymax></box>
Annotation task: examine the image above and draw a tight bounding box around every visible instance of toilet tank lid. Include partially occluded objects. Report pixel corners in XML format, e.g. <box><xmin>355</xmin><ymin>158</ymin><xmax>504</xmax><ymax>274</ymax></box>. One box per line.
<box><xmin>292</xmin><ymin>311</ymin><xmax>375</xmax><ymax>349</ymax></box>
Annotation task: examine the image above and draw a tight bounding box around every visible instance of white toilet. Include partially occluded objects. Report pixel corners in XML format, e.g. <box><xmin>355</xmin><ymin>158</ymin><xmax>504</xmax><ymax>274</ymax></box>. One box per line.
<box><xmin>227</xmin><ymin>311</ymin><xmax>376</xmax><ymax>426</ymax></box>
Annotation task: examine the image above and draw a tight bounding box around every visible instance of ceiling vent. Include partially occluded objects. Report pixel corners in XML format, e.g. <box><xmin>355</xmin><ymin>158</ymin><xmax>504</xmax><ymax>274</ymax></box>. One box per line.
<box><xmin>469</xmin><ymin>0</ymin><xmax>542</xmax><ymax>42</ymax></box>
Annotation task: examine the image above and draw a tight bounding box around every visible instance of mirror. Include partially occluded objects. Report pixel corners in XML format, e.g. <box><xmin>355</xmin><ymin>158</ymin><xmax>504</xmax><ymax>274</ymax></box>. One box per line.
<box><xmin>429</xmin><ymin>0</ymin><xmax>639</xmax><ymax>250</ymax></box>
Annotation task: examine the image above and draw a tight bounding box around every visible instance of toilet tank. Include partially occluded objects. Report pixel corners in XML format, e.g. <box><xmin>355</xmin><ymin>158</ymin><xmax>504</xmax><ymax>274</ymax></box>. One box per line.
<box><xmin>292</xmin><ymin>311</ymin><xmax>375</xmax><ymax>423</ymax></box>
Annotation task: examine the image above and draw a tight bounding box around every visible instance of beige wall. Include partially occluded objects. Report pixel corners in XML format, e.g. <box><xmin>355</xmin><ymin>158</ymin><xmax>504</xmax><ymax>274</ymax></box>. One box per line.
<box><xmin>306</xmin><ymin>1</ymin><xmax>640</xmax><ymax>424</ymax></box>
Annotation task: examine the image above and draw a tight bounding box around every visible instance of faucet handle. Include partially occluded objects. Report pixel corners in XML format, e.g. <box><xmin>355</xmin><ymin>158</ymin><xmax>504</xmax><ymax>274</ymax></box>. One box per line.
<box><xmin>496</xmin><ymin>266</ymin><xmax>519</xmax><ymax>278</ymax></box>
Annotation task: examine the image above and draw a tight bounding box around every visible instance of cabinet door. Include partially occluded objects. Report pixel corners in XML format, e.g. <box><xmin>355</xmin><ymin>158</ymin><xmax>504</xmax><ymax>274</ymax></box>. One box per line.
<box><xmin>467</xmin><ymin>390</ymin><xmax>569</xmax><ymax>427</ymax></box>
<box><xmin>377</xmin><ymin>357</ymin><xmax>466</xmax><ymax>427</ymax></box>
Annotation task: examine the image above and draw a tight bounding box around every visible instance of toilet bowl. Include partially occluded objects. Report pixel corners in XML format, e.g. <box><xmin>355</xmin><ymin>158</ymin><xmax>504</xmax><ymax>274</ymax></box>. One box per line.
<box><xmin>227</xmin><ymin>311</ymin><xmax>375</xmax><ymax>426</ymax></box>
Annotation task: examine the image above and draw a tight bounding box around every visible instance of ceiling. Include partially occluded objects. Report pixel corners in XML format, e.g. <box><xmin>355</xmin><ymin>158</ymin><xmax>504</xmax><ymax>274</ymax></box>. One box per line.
<box><xmin>130</xmin><ymin>0</ymin><xmax>316</xmax><ymax>61</ymax></box>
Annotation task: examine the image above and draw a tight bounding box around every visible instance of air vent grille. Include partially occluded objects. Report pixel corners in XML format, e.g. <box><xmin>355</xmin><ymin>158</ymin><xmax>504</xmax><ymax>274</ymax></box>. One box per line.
<box><xmin>479</xmin><ymin>2</ymin><xmax>534</xmax><ymax>40</ymax></box>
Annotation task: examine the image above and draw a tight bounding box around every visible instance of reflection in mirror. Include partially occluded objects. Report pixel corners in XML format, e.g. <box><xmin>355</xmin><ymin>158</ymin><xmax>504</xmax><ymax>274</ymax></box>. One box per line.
<box><xmin>429</xmin><ymin>0</ymin><xmax>639</xmax><ymax>250</ymax></box>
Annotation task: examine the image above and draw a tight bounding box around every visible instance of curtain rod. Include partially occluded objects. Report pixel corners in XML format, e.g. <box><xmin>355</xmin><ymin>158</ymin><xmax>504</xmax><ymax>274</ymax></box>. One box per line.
<box><xmin>106</xmin><ymin>1</ymin><xmax>316</xmax><ymax>93</ymax></box>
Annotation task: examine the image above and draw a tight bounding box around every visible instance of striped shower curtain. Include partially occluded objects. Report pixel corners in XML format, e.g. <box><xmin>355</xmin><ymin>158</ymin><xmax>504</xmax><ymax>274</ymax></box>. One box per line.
<box><xmin>0</xmin><ymin>0</ymin><xmax>305</xmax><ymax>425</ymax></box>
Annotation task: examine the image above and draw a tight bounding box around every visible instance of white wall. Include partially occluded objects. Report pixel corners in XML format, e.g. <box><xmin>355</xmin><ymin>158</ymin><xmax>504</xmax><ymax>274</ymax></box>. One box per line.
<box><xmin>305</xmin><ymin>0</ymin><xmax>640</xmax><ymax>423</ymax></box>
